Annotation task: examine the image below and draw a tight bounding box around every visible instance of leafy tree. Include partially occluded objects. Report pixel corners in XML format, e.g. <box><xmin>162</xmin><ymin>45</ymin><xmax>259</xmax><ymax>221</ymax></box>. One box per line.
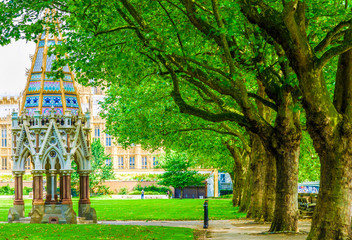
<box><xmin>158</xmin><ymin>151</ymin><xmax>207</xmax><ymax>199</ymax></box>
<box><xmin>72</xmin><ymin>139</ymin><xmax>114</xmax><ymax>195</ymax></box>
<box><xmin>1</xmin><ymin>0</ymin><xmax>295</xmax><ymax>231</ymax></box>
<box><xmin>239</xmin><ymin>1</ymin><xmax>352</xmax><ymax>238</ymax></box>
<box><xmin>6</xmin><ymin>0</ymin><xmax>346</xmax><ymax>234</ymax></box>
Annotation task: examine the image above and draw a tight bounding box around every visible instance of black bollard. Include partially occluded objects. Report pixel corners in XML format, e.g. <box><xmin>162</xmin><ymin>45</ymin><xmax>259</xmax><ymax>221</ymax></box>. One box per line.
<box><xmin>203</xmin><ymin>200</ymin><xmax>209</xmax><ymax>229</ymax></box>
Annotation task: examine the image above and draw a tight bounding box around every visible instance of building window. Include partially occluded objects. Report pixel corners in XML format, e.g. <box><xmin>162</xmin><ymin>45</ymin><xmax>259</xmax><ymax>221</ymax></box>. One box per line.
<box><xmin>105</xmin><ymin>158</ymin><xmax>112</xmax><ymax>166</ymax></box>
<box><xmin>153</xmin><ymin>157</ymin><xmax>158</xmax><ymax>168</ymax></box>
<box><xmin>94</xmin><ymin>127</ymin><xmax>100</xmax><ymax>138</ymax></box>
<box><xmin>25</xmin><ymin>158</ymin><xmax>31</xmax><ymax>170</ymax></box>
<box><xmin>1</xmin><ymin>158</ymin><xmax>7</xmax><ymax>170</ymax></box>
<box><xmin>142</xmin><ymin>157</ymin><xmax>147</xmax><ymax>169</ymax></box>
<box><xmin>129</xmin><ymin>157</ymin><xmax>135</xmax><ymax>169</ymax></box>
<box><xmin>1</xmin><ymin>127</ymin><xmax>7</xmax><ymax>147</ymax></box>
<box><xmin>106</xmin><ymin>133</ymin><xmax>112</xmax><ymax>147</ymax></box>
<box><xmin>220</xmin><ymin>174</ymin><xmax>226</xmax><ymax>183</ymax></box>
<box><xmin>118</xmin><ymin>157</ymin><xmax>124</xmax><ymax>169</ymax></box>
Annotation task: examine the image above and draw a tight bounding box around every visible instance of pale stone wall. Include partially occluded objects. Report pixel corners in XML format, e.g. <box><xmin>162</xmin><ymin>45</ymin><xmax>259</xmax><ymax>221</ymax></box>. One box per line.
<box><xmin>0</xmin><ymin>86</ymin><xmax>162</xmax><ymax>173</ymax></box>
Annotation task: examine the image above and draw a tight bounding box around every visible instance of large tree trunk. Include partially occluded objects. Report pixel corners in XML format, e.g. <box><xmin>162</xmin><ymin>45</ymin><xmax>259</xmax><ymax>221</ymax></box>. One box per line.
<box><xmin>225</xmin><ymin>143</ymin><xmax>246</xmax><ymax>207</ymax></box>
<box><xmin>239</xmin><ymin>165</ymin><xmax>252</xmax><ymax>212</ymax></box>
<box><xmin>233</xmin><ymin>159</ymin><xmax>245</xmax><ymax>207</ymax></box>
<box><xmin>267</xmin><ymin>88</ymin><xmax>301</xmax><ymax>232</ymax></box>
<box><xmin>262</xmin><ymin>151</ymin><xmax>276</xmax><ymax>222</ymax></box>
<box><xmin>247</xmin><ymin>135</ymin><xmax>265</xmax><ymax>220</ymax></box>
<box><xmin>307</xmin><ymin>141</ymin><xmax>352</xmax><ymax>239</ymax></box>
<box><xmin>307</xmin><ymin>42</ymin><xmax>352</xmax><ymax>240</ymax></box>
<box><xmin>269</xmin><ymin>143</ymin><xmax>300</xmax><ymax>232</ymax></box>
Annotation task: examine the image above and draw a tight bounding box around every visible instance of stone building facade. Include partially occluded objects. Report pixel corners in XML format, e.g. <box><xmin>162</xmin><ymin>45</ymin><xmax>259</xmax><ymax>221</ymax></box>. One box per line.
<box><xmin>0</xmin><ymin>86</ymin><xmax>162</xmax><ymax>175</ymax></box>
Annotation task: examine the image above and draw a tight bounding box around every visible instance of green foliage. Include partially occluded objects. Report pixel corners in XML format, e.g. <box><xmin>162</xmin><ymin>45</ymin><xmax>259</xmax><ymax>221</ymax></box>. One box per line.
<box><xmin>0</xmin><ymin>185</ymin><xmax>14</xmax><ymax>195</ymax></box>
<box><xmin>299</xmin><ymin>131</ymin><xmax>321</xmax><ymax>182</ymax></box>
<box><xmin>118</xmin><ymin>187</ymin><xmax>128</xmax><ymax>195</ymax></box>
<box><xmin>158</xmin><ymin>152</ymin><xmax>207</xmax><ymax>194</ymax></box>
<box><xmin>71</xmin><ymin>140</ymin><xmax>115</xmax><ymax>195</ymax></box>
<box><xmin>128</xmin><ymin>190</ymin><xmax>165</xmax><ymax>195</ymax></box>
<box><xmin>23</xmin><ymin>187</ymin><xmax>33</xmax><ymax>195</ymax></box>
<box><xmin>130</xmin><ymin>174</ymin><xmax>160</xmax><ymax>181</ymax></box>
<box><xmin>133</xmin><ymin>184</ymin><xmax>171</xmax><ymax>194</ymax></box>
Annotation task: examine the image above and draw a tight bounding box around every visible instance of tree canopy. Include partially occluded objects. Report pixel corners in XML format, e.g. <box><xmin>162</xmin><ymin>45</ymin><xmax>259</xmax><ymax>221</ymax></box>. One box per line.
<box><xmin>158</xmin><ymin>151</ymin><xmax>207</xmax><ymax>199</ymax></box>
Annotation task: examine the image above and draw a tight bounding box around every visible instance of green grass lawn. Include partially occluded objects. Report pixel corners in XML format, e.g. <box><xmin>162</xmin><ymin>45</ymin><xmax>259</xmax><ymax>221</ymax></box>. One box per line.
<box><xmin>0</xmin><ymin>198</ymin><xmax>245</xmax><ymax>222</ymax></box>
<box><xmin>0</xmin><ymin>223</ymin><xmax>194</xmax><ymax>239</ymax></box>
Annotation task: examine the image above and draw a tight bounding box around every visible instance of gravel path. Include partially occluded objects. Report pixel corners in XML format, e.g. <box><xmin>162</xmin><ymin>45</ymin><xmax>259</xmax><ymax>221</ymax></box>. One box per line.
<box><xmin>99</xmin><ymin>219</ymin><xmax>311</xmax><ymax>240</ymax></box>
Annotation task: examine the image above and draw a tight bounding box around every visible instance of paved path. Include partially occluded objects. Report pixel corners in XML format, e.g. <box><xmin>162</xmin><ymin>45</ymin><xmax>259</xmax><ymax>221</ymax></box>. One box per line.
<box><xmin>99</xmin><ymin>220</ymin><xmax>311</xmax><ymax>240</ymax></box>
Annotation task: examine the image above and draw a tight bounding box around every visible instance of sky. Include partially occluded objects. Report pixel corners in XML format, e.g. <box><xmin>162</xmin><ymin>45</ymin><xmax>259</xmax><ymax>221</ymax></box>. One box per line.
<box><xmin>0</xmin><ymin>40</ymin><xmax>36</xmax><ymax>96</ymax></box>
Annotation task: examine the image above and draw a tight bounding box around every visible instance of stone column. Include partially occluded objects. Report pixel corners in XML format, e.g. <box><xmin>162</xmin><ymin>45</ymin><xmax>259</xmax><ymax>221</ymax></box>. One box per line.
<box><xmin>49</xmin><ymin>170</ymin><xmax>58</xmax><ymax>202</ymax></box>
<box><xmin>14</xmin><ymin>171</ymin><xmax>24</xmax><ymax>206</ymax></box>
<box><xmin>45</xmin><ymin>171</ymin><xmax>52</xmax><ymax>203</ymax></box>
<box><xmin>32</xmin><ymin>170</ymin><xmax>44</xmax><ymax>205</ymax></box>
<box><xmin>8</xmin><ymin>171</ymin><xmax>25</xmax><ymax>222</ymax></box>
<box><xmin>28</xmin><ymin>170</ymin><xmax>45</xmax><ymax>223</ymax></box>
<box><xmin>59</xmin><ymin>173</ymin><xmax>63</xmax><ymax>202</ymax></box>
<box><xmin>78</xmin><ymin>170</ymin><xmax>96</xmax><ymax>223</ymax></box>
<box><xmin>79</xmin><ymin>171</ymin><xmax>90</xmax><ymax>204</ymax></box>
<box><xmin>61</xmin><ymin>170</ymin><xmax>73</xmax><ymax>205</ymax></box>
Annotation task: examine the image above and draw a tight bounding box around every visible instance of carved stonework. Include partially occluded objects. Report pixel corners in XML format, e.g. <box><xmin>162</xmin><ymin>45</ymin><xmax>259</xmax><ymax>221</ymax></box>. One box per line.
<box><xmin>8</xmin><ymin>9</ymin><xmax>96</xmax><ymax>224</ymax></box>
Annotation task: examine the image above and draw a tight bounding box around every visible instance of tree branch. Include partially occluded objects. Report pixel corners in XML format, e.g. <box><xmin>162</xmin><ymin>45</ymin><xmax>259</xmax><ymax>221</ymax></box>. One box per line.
<box><xmin>318</xmin><ymin>39</ymin><xmax>352</xmax><ymax>69</ymax></box>
<box><xmin>248</xmin><ymin>92</ymin><xmax>278</xmax><ymax>112</ymax></box>
<box><xmin>315</xmin><ymin>19</ymin><xmax>352</xmax><ymax>53</ymax></box>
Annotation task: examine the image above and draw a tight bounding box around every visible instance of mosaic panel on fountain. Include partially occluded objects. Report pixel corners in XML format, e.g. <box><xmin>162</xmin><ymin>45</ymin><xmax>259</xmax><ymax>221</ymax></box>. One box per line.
<box><xmin>47</xmin><ymin>40</ymin><xmax>56</xmax><ymax>46</ymax></box>
<box><xmin>38</xmin><ymin>40</ymin><xmax>45</xmax><ymax>47</ymax></box>
<box><xmin>42</xmin><ymin>107</ymin><xmax>63</xmax><ymax>116</ymax></box>
<box><xmin>42</xmin><ymin>95</ymin><xmax>63</xmax><ymax>107</ymax></box>
<box><xmin>65</xmin><ymin>95</ymin><xmax>79</xmax><ymax>108</ymax></box>
<box><xmin>33</xmin><ymin>48</ymin><xmax>44</xmax><ymax>72</ymax></box>
<box><xmin>63</xmin><ymin>74</ymin><xmax>73</xmax><ymax>82</ymax></box>
<box><xmin>44</xmin><ymin>81</ymin><xmax>61</xmax><ymax>92</ymax></box>
<box><xmin>46</xmin><ymin>54</ymin><xmax>56</xmax><ymax>72</ymax></box>
<box><xmin>28</xmin><ymin>81</ymin><xmax>41</xmax><ymax>92</ymax></box>
<box><xmin>30</xmin><ymin>73</ymin><xmax>42</xmax><ymax>82</ymax></box>
<box><xmin>63</xmin><ymin>82</ymin><xmax>75</xmax><ymax>92</ymax></box>
<box><xmin>25</xmin><ymin>95</ymin><xmax>40</xmax><ymax>108</ymax></box>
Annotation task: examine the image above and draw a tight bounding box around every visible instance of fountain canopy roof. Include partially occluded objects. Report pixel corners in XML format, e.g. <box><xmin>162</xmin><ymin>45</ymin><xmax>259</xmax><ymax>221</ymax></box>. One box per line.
<box><xmin>21</xmin><ymin>24</ymin><xmax>81</xmax><ymax>116</ymax></box>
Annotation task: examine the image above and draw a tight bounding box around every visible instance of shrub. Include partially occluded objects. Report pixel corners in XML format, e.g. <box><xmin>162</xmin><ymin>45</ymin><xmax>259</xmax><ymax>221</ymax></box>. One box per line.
<box><xmin>218</xmin><ymin>194</ymin><xmax>232</xmax><ymax>199</ymax></box>
<box><xmin>128</xmin><ymin>190</ymin><xmax>164</xmax><ymax>195</ymax></box>
<box><xmin>23</xmin><ymin>187</ymin><xmax>33</xmax><ymax>195</ymax></box>
<box><xmin>0</xmin><ymin>185</ymin><xmax>14</xmax><ymax>195</ymax></box>
<box><xmin>133</xmin><ymin>184</ymin><xmax>171</xmax><ymax>194</ymax></box>
<box><xmin>128</xmin><ymin>190</ymin><xmax>142</xmax><ymax>195</ymax></box>
<box><xmin>94</xmin><ymin>185</ymin><xmax>113</xmax><ymax>196</ymax></box>
<box><xmin>118</xmin><ymin>187</ymin><xmax>128</xmax><ymax>195</ymax></box>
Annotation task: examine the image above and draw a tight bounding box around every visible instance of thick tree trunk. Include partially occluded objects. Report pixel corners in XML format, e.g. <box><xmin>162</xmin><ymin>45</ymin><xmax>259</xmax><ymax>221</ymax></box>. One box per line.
<box><xmin>247</xmin><ymin>135</ymin><xmax>265</xmax><ymax>220</ymax></box>
<box><xmin>307</xmin><ymin>46</ymin><xmax>352</xmax><ymax>239</ymax></box>
<box><xmin>180</xmin><ymin>188</ymin><xmax>183</xmax><ymax>200</ymax></box>
<box><xmin>307</xmin><ymin>37</ymin><xmax>352</xmax><ymax>239</ymax></box>
<box><xmin>262</xmin><ymin>151</ymin><xmax>276</xmax><ymax>222</ymax></box>
<box><xmin>232</xmin><ymin>162</ymin><xmax>245</xmax><ymax>207</ymax></box>
<box><xmin>269</xmin><ymin>145</ymin><xmax>299</xmax><ymax>232</ymax></box>
<box><xmin>307</xmin><ymin>138</ymin><xmax>352</xmax><ymax>239</ymax></box>
<box><xmin>239</xmin><ymin>166</ymin><xmax>252</xmax><ymax>212</ymax></box>
<box><xmin>231</xmin><ymin>175</ymin><xmax>239</xmax><ymax>206</ymax></box>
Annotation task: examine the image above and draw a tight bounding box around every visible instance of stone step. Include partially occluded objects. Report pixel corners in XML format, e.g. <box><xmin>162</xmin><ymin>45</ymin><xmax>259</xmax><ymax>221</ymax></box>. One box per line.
<box><xmin>77</xmin><ymin>217</ymin><xmax>94</xmax><ymax>224</ymax></box>
<box><xmin>13</xmin><ymin>220</ymin><xmax>30</xmax><ymax>223</ymax></box>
